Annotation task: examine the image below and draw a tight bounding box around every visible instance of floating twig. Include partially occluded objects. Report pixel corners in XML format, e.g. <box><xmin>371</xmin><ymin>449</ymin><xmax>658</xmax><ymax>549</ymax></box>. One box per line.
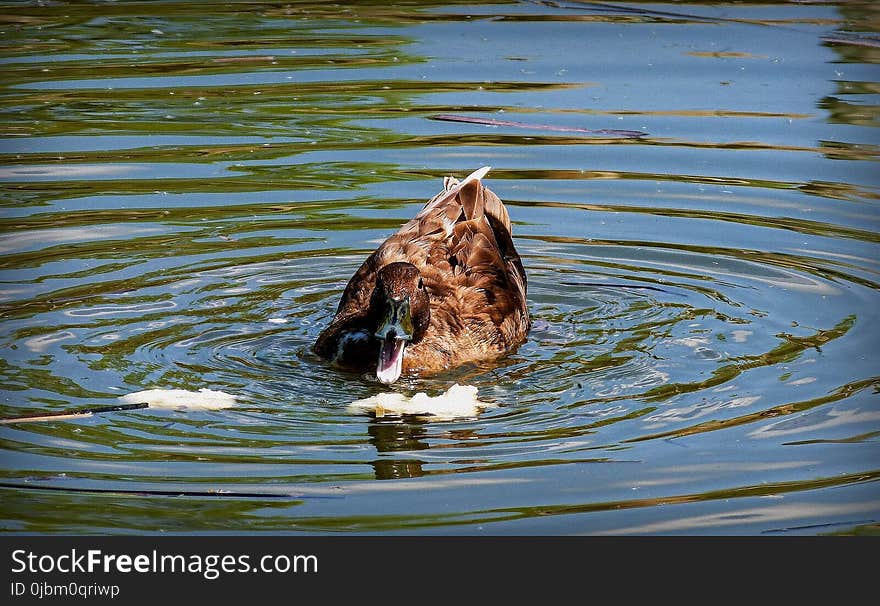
<box><xmin>1</xmin><ymin>389</ymin><xmax>237</xmax><ymax>425</ymax></box>
<box><xmin>535</xmin><ymin>1</ymin><xmax>813</xmax><ymax>33</ymax></box>
<box><xmin>430</xmin><ymin>114</ymin><xmax>647</xmax><ymax>138</ymax></box>
<box><xmin>0</xmin><ymin>402</ymin><xmax>148</xmax><ymax>425</ymax></box>
<box><xmin>821</xmin><ymin>35</ymin><xmax>880</xmax><ymax>49</ymax></box>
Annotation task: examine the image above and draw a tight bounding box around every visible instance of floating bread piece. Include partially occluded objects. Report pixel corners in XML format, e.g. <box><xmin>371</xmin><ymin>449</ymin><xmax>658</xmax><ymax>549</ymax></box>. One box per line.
<box><xmin>119</xmin><ymin>388</ymin><xmax>237</xmax><ymax>410</ymax></box>
<box><xmin>347</xmin><ymin>384</ymin><xmax>494</xmax><ymax>420</ymax></box>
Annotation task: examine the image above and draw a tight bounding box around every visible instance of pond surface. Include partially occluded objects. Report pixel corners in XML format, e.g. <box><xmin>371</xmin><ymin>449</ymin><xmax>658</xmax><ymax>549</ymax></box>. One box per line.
<box><xmin>1</xmin><ymin>1</ymin><xmax>878</xmax><ymax>535</ymax></box>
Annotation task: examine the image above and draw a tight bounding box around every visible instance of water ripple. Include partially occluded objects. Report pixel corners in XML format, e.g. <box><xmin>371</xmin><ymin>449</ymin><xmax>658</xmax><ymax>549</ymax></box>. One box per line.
<box><xmin>1</xmin><ymin>0</ymin><xmax>878</xmax><ymax>534</ymax></box>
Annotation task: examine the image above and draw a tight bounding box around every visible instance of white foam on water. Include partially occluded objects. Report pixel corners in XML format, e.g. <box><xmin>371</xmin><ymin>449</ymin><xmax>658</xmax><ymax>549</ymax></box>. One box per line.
<box><xmin>119</xmin><ymin>388</ymin><xmax>237</xmax><ymax>410</ymax></box>
<box><xmin>347</xmin><ymin>384</ymin><xmax>495</xmax><ymax>420</ymax></box>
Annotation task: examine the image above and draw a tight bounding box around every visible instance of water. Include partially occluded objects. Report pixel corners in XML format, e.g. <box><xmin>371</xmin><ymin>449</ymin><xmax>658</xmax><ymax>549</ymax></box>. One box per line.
<box><xmin>0</xmin><ymin>1</ymin><xmax>878</xmax><ymax>535</ymax></box>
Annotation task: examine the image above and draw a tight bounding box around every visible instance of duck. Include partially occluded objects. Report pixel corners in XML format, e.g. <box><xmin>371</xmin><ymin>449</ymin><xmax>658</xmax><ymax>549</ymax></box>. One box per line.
<box><xmin>314</xmin><ymin>166</ymin><xmax>530</xmax><ymax>384</ymax></box>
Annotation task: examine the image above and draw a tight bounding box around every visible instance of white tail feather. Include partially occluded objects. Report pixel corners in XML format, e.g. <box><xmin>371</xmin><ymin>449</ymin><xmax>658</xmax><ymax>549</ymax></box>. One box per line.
<box><xmin>418</xmin><ymin>166</ymin><xmax>492</xmax><ymax>217</ymax></box>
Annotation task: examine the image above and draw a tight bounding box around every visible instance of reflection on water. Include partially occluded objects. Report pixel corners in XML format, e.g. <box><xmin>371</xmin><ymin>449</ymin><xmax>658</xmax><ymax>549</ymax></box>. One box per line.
<box><xmin>369</xmin><ymin>422</ymin><xmax>430</xmax><ymax>480</ymax></box>
<box><xmin>0</xmin><ymin>1</ymin><xmax>878</xmax><ymax>535</ymax></box>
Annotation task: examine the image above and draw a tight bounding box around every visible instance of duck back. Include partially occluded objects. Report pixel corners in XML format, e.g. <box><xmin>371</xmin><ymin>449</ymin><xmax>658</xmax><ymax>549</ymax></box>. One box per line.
<box><xmin>314</xmin><ymin>167</ymin><xmax>530</xmax><ymax>377</ymax></box>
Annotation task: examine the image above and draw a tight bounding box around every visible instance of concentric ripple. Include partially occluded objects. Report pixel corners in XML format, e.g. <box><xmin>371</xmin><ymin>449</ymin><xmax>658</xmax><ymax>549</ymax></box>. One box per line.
<box><xmin>1</xmin><ymin>1</ymin><xmax>878</xmax><ymax>535</ymax></box>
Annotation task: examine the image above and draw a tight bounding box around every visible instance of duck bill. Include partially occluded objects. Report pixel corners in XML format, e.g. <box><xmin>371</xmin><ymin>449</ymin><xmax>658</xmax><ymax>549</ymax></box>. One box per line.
<box><xmin>375</xmin><ymin>297</ymin><xmax>413</xmax><ymax>385</ymax></box>
<box><xmin>377</xmin><ymin>337</ymin><xmax>406</xmax><ymax>384</ymax></box>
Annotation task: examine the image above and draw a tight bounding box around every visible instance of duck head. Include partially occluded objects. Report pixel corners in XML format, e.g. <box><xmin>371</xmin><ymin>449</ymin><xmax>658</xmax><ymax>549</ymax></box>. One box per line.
<box><xmin>371</xmin><ymin>262</ymin><xmax>430</xmax><ymax>384</ymax></box>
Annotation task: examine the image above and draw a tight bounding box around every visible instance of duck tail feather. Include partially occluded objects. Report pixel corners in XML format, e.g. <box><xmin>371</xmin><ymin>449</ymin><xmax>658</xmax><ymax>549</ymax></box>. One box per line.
<box><xmin>481</xmin><ymin>185</ymin><xmax>512</xmax><ymax>234</ymax></box>
<box><xmin>419</xmin><ymin>166</ymin><xmax>492</xmax><ymax>216</ymax></box>
<box><xmin>459</xmin><ymin>178</ymin><xmax>484</xmax><ymax>221</ymax></box>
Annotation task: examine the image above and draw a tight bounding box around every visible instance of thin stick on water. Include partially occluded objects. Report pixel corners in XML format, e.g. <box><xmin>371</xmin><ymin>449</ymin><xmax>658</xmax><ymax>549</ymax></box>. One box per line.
<box><xmin>821</xmin><ymin>35</ymin><xmax>880</xmax><ymax>49</ymax></box>
<box><xmin>2</xmin><ymin>389</ymin><xmax>237</xmax><ymax>424</ymax></box>
<box><xmin>430</xmin><ymin>114</ymin><xmax>647</xmax><ymax>138</ymax></box>
<box><xmin>0</xmin><ymin>402</ymin><xmax>148</xmax><ymax>425</ymax></box>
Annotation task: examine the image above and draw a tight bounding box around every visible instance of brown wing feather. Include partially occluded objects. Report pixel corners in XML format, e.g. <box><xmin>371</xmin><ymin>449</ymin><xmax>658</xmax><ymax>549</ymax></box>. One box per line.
<box><xmin>315</xmin><ymin>167</ymin><xmax>529</xmax><ymax>366</ymax></box>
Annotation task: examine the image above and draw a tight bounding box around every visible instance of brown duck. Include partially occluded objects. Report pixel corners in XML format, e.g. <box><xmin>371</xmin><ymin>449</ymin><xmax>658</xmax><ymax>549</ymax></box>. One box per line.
<box><xmin>314</xmin><ymin>167</ymin><xmax>530</xmax><ymax>384</ymax></box>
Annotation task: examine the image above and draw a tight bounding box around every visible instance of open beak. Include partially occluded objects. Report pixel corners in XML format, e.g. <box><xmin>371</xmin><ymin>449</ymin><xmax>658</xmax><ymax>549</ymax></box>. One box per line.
<box><xmin>374</xmin><ymin>297</ymin><xmax>413</xmax><ymax>384</ymax></box>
